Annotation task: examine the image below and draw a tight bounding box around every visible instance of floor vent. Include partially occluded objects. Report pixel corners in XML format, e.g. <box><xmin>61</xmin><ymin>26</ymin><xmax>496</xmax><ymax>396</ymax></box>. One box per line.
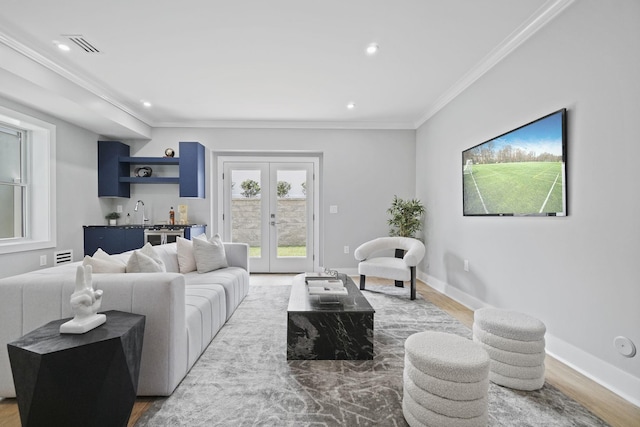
<box><xmin>54</xmin><ymin>250</ymin><xmax>74</xmax><ymax>265</ymax></box>
<box><xmin>63</xmin><ymin>35</ymin><xmax>101</xmax><ymax>53</ymax></box>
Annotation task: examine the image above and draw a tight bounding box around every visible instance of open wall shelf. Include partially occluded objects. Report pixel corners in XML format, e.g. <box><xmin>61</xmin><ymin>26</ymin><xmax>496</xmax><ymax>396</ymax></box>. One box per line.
<box><xmin>98</xmin><ymin>141</ymin><xmax>205</xmax><ymax>198</ymax></box>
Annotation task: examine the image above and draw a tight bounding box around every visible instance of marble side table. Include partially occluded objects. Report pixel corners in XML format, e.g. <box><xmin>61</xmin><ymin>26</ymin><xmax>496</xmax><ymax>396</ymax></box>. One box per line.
<box><xmin>7</xmin><ymin>310</ymin><xmax>145</xmax><ymax>427</ymax></box>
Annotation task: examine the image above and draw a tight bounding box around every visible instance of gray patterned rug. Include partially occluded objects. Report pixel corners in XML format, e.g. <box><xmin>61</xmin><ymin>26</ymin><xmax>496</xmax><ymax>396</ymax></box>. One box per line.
<box><xmin>136</xmin><ymin>283</ymin><xmax>608</xmax><ymax>426</ymax></box>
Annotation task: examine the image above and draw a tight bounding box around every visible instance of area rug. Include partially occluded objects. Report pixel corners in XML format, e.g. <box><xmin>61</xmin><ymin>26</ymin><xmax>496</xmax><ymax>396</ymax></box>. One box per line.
<box><xmin>135</xmin><ymin>283</ymin><xmax>608</xmax><ymax>426</ymax></box>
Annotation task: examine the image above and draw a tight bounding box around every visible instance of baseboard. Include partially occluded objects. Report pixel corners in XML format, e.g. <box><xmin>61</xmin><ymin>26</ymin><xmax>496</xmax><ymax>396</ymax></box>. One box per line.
<box><xmin>418</xmin><ymin>272</ymin><xmax>488</xmax><ymax>311</ymax></box>
<box><xmin>419</xmin><ymin>271</ymin><xmax>640</xmax><ymax>408</ymax></box>
<box><xmin>544</xmin><ymin>335</ymin><xmax>640</xmax><ymax>408</ymax></box>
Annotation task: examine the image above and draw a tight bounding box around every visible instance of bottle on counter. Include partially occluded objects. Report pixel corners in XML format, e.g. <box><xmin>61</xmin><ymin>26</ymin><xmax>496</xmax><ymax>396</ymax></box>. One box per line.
<box><xmin>169</xmin><ymin>207</ymin><xmax>175</xmax><ymax>225</ymax></box>
<box><xmin>125</xmin><ymin>213</ymin><xmax>131</xmax><ymax>225</ymax></box>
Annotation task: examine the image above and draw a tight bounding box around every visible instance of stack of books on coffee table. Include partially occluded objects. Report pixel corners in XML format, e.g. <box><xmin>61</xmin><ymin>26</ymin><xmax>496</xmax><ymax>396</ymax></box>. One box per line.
<box><xmin>306</xmin><ymin>278</ymin><xmax>348</xmax><ymax>296</ymax></box>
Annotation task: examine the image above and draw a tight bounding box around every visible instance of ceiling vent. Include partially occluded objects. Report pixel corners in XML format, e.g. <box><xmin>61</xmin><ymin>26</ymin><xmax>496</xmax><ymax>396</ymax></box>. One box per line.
<box><xmin>63</xmin><ymin>35</ymin><xmax>101</xmax><ymax>53</ymax></box>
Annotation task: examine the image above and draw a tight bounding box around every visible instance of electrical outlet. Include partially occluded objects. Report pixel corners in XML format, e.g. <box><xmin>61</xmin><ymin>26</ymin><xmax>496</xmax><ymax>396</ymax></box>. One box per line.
<box><xmin>344</xmin><ymin>246</ymin><xmax>349</xmax><ymax>254</ymax></box>
<box><xmin>330</xmin><ymin>205</ymin><xmax>338</xmax><ymax>214</ymax></box>
<box><xmin>40</xmin><ymin>255</ymin><xmax>47</xmax><ymax>266</ymax></box>
<box><xmin>116</xmin><ymin>205</ymin><xmax>123</xmax><ymax>213</ymax></box>
<box><xmin>464</xmin><ymin>259</ymin><xmax>469</xmax><ymax>272</ymax></box>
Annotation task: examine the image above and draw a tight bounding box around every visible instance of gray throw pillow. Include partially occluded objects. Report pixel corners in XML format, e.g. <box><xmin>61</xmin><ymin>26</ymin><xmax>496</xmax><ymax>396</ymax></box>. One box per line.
<box><xmin>193</xmin><ymin>234</ymin><xmax>228</xmax><ymax>273</ymax></box>
<box><xmin>126</xmin><ymin>243</ymin><xmax>167</xmax><ymax>273</ymax></box>
<box><xmin>126</xmin><ymin>250</ymin><xmax>165</xmax><ymax>273</ymax></box>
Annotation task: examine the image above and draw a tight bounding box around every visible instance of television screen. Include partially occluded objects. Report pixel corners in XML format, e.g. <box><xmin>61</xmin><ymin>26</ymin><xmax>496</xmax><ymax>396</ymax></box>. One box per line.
<box><xmin>462</xmin><ymin>109</ymin><xmax>567</xmax><ymax>216</ymax></box>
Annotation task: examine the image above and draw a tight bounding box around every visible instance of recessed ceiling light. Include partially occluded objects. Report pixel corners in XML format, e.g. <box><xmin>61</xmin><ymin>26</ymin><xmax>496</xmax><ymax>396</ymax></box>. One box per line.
<box><xmin>142</xmin><ymin>101</ymin><xmax>152</xmax><ymax>108</ymax></box>
<box><xmin>347</xmin><ymin>102</ymin><xmax>356</xmax><ymax>110</ymax></box>
<box><xmin>53</xmin><ymin>40</ymin><xmax>70</xmax><ymax>51</ymax></box>
<box><xmin>365</xmin><ymin>43</ymin><xmax>379</xmax><ymax>55</ymax></box>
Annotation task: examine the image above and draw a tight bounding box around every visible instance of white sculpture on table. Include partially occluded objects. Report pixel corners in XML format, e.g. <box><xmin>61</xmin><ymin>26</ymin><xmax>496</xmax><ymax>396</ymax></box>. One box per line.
<box><xmin>60</xmin><ymin>265</ymin><xmax>106</xmax><ymax>334</ymax></box>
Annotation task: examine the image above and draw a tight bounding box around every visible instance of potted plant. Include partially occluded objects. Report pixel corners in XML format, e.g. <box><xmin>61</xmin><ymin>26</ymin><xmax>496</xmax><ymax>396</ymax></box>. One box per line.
<box><xmin>387</xmin><ymin>195</ymin><xmax>425</xmax><ymax>238</ymax></box>
<box><xmin>105</xmin><ymin>212</ymin><xmax>120</xmax><ymax>226</ymax></box>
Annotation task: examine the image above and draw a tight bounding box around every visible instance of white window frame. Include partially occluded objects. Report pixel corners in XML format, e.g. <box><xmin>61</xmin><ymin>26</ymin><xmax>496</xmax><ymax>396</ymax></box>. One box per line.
<box><xmin>0</xmin><ymin>105</ymin><xmax>56</xmax><ymax>254</ymax></box>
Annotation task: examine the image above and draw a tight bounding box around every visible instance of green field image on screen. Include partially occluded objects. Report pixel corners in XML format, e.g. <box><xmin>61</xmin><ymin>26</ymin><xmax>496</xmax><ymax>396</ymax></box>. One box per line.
<box><xmin>463</xmin><ymin>162</ymin><xmax>564</xmax><ymax>215</ymax></box>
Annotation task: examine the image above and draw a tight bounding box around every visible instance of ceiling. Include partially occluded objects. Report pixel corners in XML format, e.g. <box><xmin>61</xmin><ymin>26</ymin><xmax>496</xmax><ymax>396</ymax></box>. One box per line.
<box><xmin>0</xmin><ymin>0</ymin><xmax>572</xmax><ymax>138</ymax></box>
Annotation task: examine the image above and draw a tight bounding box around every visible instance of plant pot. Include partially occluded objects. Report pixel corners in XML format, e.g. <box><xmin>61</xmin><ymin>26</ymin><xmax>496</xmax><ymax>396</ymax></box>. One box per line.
<box><xmin>109</xmin><ymin>219</ymin><xmax>117</xmax><ymax>226</ymax></box>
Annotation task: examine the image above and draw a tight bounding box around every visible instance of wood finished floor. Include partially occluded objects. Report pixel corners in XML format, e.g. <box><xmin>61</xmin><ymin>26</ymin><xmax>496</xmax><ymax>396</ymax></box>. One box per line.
<box><xmin>1</xmin><ymin>275</ymin><xmax>638</xmax><ymax>427</ymax></box>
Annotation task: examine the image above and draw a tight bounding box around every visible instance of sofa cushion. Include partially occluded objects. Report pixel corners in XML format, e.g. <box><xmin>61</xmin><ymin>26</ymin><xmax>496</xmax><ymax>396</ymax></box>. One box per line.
<box><xmin>193</xmin><ymin>234</ymin><xmax>228</xmax><ymax>273</ymax></box>
<box><xmin>185</xmin><ymin>285</ymin><xmax>226</xmax><ymax>369</ymax></box>
<box><xmin>185</xmin><ymin>266</ymin><xmax>249</xmax><ymax>320</ymax></box>
<box><xmin>151</xmin><ymin>243</ymin><xmax>181</xmax><ymax>273</ymax></box>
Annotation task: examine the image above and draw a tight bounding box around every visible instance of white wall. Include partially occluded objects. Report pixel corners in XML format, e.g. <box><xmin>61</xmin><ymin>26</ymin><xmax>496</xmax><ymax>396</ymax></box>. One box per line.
<box><xmin>416</xmin><ymin>0</ymin><xmax>640</xmax><ymax>404</ymax></box>
<box><xmin>115</xmin><ymin>127</ymin><xmax>416</xmax><ymax>270</ymax></box>
<box><xmin>0</xmin><ymin>96</ymin><xmax>104</xmax><ymax>279</ymax></box>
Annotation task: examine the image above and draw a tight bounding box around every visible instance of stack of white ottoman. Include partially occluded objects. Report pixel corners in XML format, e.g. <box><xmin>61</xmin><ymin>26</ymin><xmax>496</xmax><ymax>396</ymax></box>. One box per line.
<box><xmin>473</xmin><ymin>308</ymin><xmax>546</xmax><ymax>391</ymax></box>
<box><xmin>403</xmin><ymin>331</ymin><xmax>490</xmax><ymax>427</ymax></box>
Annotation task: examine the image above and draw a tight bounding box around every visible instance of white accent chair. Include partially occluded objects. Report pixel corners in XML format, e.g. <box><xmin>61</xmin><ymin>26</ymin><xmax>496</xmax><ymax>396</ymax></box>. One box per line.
<box><xmin>354</xmin><ymin>237</ymin><xmax>425</xmax><ymax>300</ymax></box>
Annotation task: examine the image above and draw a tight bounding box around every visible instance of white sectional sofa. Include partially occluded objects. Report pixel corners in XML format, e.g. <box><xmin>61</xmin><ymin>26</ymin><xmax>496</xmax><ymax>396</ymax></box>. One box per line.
<box><xmin>0</xmin><ymin>241</ymin><xmax>249</xmax><ymax>397</ymax></box>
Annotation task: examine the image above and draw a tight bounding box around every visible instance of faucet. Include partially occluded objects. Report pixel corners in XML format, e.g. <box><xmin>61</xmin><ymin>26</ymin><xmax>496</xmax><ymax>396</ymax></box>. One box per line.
<box><xmin>134</xmin><ymin>200</ymin><xmax>148</xmax><ymax>224</ymax></box>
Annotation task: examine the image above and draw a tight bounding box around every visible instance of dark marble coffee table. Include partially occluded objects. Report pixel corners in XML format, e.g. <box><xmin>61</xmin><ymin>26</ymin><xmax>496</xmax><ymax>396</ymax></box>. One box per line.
<box><xmin>287</xmin><ymin>273</ymin><xmax>375</xmax><ymax>360</ymax></box>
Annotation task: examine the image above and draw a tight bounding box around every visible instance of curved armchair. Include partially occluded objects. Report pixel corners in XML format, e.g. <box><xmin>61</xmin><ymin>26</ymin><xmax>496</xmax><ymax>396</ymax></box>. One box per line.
<box><xmin>354</xmin><ymin>237</ymin><xmax>425</xmax><ymax>300</ymax></box>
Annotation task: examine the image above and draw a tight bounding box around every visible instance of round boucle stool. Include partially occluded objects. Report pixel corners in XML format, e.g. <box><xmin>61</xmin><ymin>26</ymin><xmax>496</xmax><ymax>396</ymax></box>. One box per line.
<box><xmin>403</xmin><ymin>331</ymin><xmax>490</xmax><ymax>427</ymax></box>
<box><xmin>473</xmin><ymin>308</ymin><xmax>546</xmax><ymax>391</ymax></box>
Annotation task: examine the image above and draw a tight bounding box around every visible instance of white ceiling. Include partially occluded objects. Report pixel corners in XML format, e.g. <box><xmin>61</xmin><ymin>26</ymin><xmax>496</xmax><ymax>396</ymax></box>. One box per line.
<box><xmin>0</xmin><ymin>0</ymin><xmax>572</xmax><ymax>138</ymax></box>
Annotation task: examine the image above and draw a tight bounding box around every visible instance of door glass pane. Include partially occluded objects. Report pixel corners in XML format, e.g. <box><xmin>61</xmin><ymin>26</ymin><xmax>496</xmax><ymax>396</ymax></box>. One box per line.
<box><xmin>231</xmin><ymin>169</ymin><xmax>262</xmax><ymax>257</ymax></box>
<box><xmin>276</xmin><ymin>169</ymin><xmax>307</xmax><ymax>258</ymax></box>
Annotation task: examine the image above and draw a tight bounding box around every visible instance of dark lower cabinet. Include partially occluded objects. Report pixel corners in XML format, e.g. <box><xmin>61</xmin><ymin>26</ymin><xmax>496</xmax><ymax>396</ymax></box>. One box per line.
<box><xmin>83</xmin><ymin>225</ymin><xmax>206</xmax><ymax>255</ymax></box>
<box><xmin>83</xmin><ymin>226</ymin><xmax>144</xmax><ymax>256</ymax></box>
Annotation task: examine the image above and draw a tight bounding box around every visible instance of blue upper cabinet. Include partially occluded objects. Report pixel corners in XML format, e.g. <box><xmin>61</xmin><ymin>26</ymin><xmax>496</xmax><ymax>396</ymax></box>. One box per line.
<box><xmin>98</xmin><ymin>141</ymin><xmax>205</xmax><ymax>198</ymax></box>
<box><xmin>179</xmin><ymin>142</ymin><xmax>205</xmax><ymax>198</ymax></box>
<box><xmin>98</xmin><ymin>141</ymin><xmax>130</xmax><ymax>198</ymax></box>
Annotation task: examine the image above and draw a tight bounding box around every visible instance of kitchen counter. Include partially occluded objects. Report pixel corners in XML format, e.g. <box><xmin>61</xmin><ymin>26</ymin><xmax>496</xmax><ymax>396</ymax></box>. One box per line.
<box><xmin>83</xmin><ymin>224</ymin><xmax>206</xmax><ymax>230</ymax></box>
<box><xmin>83</xmin><ymin>224</ymin><xmax>207</xmax><ymax>255</ymax></box>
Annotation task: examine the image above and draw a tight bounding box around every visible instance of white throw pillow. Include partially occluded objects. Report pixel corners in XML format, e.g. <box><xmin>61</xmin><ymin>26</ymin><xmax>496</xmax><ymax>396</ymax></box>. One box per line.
<box><xmin>140</xmin><ymin>242</ymin><xmax>166</xmax><ymax>271</ymax></box>
<box><xmin>176</xmin><ymin>236</ymin><xmax>197</xmax><ymax>274</ymax></box>
<box><xmin>82</xmin><ymin>253</ymin><xmax>126</xmax><ymax>273</ymax></box>
<box><xmin>193</xmin><ymin>234</ymin><xmax>228</xmax><ymax>274</ymax></box>
<box><xmin>126</xmin><ymin>250</ymin><xmax>164</xmax><ymax>273</ymax></box>
<box><xmin>93</xmin><ymin>248</ymin><xmax>118</xmax><ymax>262</ymax></box>
<box><xmin>126</xmin><ymin>243</ymin><xmax>167</xmax><ymax>273</ymax></box>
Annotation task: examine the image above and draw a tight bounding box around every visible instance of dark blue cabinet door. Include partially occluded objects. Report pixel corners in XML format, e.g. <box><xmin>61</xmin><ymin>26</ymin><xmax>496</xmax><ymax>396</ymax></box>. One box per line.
<box><xmin>179</xmin><ymin>141</ymin><xmax>205</xmax><ymax>198</ymax></box>
<box><xmin>84</xmin><ymin>227</ymin><xmax>144</xmax><ymax>255</ymax></box>
<box><xmin>98</xmin><ymin>141</ymin><xmax>130</xmax><ymax>198</ymax></box>
<box><xmin>84</xmin><ymin>227</ymin><xmax>125</xmax><ymax>255</ymax></box>
<box><xmin>123</xmin><ymin>228</ymin><xmax>144</xmax><ymax>252</ymax></box>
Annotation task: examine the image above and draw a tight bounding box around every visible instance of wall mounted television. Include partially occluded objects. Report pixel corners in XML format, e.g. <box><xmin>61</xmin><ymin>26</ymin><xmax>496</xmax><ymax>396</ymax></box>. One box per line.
<box><xmin>462</xmin><ymin>108</ymin><xmax>567</xmax><ymax>216</ymax></box>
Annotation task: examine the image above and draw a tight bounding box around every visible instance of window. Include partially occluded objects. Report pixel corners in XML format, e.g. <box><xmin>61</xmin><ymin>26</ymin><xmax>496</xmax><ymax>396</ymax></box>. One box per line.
<box><xmin>0</xmin><ymin>105</ymin><xmax>56</xmax><ymax>254</ymax></box>
<box><xmin>0</xmin><ymin>125</ymin><xmax>25</xmax><ymax>239</ymax></box>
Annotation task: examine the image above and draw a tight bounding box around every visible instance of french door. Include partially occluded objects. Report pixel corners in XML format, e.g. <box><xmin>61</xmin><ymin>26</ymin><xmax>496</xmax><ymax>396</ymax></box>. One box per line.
<box><xmin>221</xmin><ymin>159</ymin><xmax>316</xmax><ymax>273</ymax></box>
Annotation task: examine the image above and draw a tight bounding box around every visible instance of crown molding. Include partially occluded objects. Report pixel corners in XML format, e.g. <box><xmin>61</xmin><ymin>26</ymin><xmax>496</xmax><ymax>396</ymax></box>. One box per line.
<box><xmin>154</xmin><ymin>119</ymin><xmax>416</xmax><ymax>130</ymax></box>
<box><xmin>1</xmin><ymin>0</ymin><xmax>575</xmax><ymax>134</ymax></box>
<box><xmin>414</xmin><ymin>0</ymin><xmax>576</xmax><ymax>129</ymax></box>
<box><xmin>0</xmin><ymin>28</ymin><xmax>149</xmax><ymax>124</ymax></box>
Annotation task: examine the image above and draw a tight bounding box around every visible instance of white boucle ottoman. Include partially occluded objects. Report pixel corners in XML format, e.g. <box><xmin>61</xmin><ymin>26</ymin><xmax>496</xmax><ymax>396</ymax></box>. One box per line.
<box><xmin>473</xmin><ymin>308</ymin><xmax>546</xmax><ymax>391</ymax></box>
<box><xmin>403</xmin><ymin>331</ymin><xmax>490</xmax><ymax>427</ymax></box>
